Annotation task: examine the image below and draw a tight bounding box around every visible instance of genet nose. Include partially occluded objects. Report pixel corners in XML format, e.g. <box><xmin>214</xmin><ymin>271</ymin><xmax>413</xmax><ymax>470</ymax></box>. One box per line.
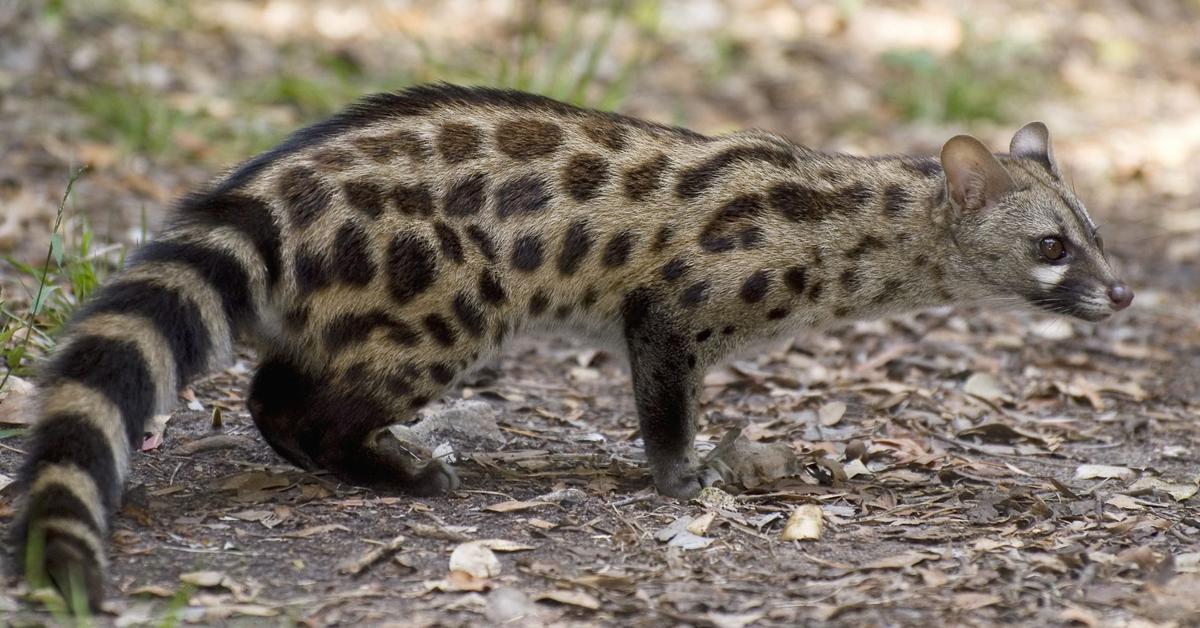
<box><xmin>1107</xmin><ymin>283</ymin><xmax>1133</xmax><ymax>310</ymax></box>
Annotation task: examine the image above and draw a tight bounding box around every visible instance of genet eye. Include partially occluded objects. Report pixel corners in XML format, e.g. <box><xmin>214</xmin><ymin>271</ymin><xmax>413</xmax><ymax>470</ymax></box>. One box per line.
<box><xmin>1039</xmin><ymin>236</ymin><xmax>1067</xmax><ymax>261</ymax></box>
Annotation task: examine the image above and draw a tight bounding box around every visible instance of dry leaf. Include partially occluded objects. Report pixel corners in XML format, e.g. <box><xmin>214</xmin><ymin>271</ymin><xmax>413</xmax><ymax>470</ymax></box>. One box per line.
<box><xmin>1075</xmin><ymin>464</ymin><xmax>1135</xmax><ymax>481</ymax></box>
<box><xmin>818</xmin><ymin>401</ymin><xmax>847</xmax><ymax>426</ymax></box>
<box><xmin>476</xmin><ymin>539</ymin><xmax>536</xmax><ymax>552</ymax></box>
<box><xmin>485</xmin><ymin>500</ymin><xmax>552</xmax><ymax>513</ymax></box>
<box><xmin>964</xmin><ymin>372</ymin><xmax>1007</xmax><ymax>402</ymax></box>
<box><xmin>781</xmin><ymin>504</ymin><xmax>823</xmax><ymax>541</ymax></box>
<box><xmin>535</xmin><ymin>589</ymin><xmax>600</xmax><ymax>610</ymax></box>
<box><xmin>0</xmin><ymin>376</ymin><xmax>35</xmax><ymax>426</ymax></box>
<box><xmin>180</xmin><ymin>571</ymin><xmax>229</xmax><ymax>588</ymax></box>
<box><xmin>1127</xmin><ymin>477</ymin><xmax>1198</xmax><ymax>501</ymax></box>
<box><xmin>954</xmin><ymin>592</ymin><xmax>1003</xmax><ymax>610</ymax></box>
<box><xmin>687</xmin><ymin>512</ymin><xmax>717</xmax><ymax>536</ymax></box>
<box><xmin>861</xmin><ymin>551</ymin><xmax>940</xmax><ymax>570</ymax></box>
<box><xmin>449</xmin><ymin>541</ymin><xmax>502</xmax><ymax>578</ymax></box>
<box><xmin>1105</xmin><ymin>494</ymin><xmax>1144</xmax><ymax>510</ymax></box>
<box><xmin>284</xmin><ymin>524</ymin><xmax>350</xmax><ymax>538</ymax></box>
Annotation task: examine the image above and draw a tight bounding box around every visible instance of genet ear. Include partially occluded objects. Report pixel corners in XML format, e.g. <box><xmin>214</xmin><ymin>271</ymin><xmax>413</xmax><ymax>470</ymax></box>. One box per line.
<box><xmin>940</xmin><ymin>134</ymin><xmax>1015</xmax><ymax>213</ymax></box>
<box><xmin>1009</xmin><ymin>121</ymin><xmax>1060</xmax><ymax>177</ymax></box>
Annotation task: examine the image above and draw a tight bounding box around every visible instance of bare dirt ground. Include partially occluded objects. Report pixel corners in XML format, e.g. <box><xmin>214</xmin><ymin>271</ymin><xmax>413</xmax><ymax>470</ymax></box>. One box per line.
<box><xmin>1</xmin><ymin>1</ymin><xmax>1199</xmax><ymax>625</ymax></box>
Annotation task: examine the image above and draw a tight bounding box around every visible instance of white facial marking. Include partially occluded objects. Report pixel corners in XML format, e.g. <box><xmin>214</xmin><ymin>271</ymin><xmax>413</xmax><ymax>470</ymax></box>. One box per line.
<box><xmin>1033</xmin><ymin>264</ymin><xmax>1068</xmax><ymax>286</ymax></box>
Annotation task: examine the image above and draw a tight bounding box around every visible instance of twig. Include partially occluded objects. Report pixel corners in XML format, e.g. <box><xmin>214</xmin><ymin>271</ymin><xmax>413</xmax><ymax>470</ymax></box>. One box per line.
<box><xmin>336</xmin><ymin>535</ymin><xmax>406</xmax><ymax>576</ymax></box>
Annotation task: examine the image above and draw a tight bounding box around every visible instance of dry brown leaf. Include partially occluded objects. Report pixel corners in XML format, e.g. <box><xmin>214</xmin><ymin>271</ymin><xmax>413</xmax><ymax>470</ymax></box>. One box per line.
<box><xmin>449</xmin><ymin>541</ymin><xmax>502</xmax><ymax>578</ymax></box>
<box><xmin>687</xmin><ymin>512</ymin><xmax>717</xmax><ymax>536</ymax></box>
<box><xmin>180</xmin><ymin>571</ymin><xmax>230</xmax><ymax>589</ymax></box>
<box><xmin>535</xmin><ymin>589</ymin><xmax>600</xmax><ymax>610</ymax></box>
<box><xmin>861</xmin><ymin>551</ymin><xmax>940</xmax><ymax>570</ymax></box>
<box><xmin>283</xmin><ymin>524</ymin><xmax>350</xmax><ymax>538</ymax></box>
<box><xmin>781</xmin><ymin>504</ymin><xmax>823</xmax><ymax>541</ymax></box>
<box><xmin>484</xmin><ymin>500</ymin><xmax>553</xmax><ymax>513</ymax></box>
<box><xmin>0</xmin><ymin>376</ymin><xmax>35</xmax><ymax>426</ymax></box>
<box><xmin>818</xmin><ymin>401</ymin><xmax>847</xmax><ymax>426</ymax></box>
<box><xmin>963</xmin><ymin>372</ymin><xmax>1008</xmax><ymax>402</ymax></box>
<box><xmin>953</xmin><ymin>592</ymin><xmax>1003</xmax><ymax>610</ymax></box>
<box><xmin>1127</xmin><ymin>477</ymin><xmax>1198</xmax><ymax>501</ymax></box>
<box><xmin>1075</xmin><ymin>464</ymin><xmax>1135</xmax><ymax>481</ymax></box>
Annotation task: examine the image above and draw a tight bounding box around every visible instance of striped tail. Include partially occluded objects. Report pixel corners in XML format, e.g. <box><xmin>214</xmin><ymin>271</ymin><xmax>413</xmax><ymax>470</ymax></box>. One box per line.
<box><xmin>11</xmin><ymin>190</ymin><xmax>279</xmax><ymax>609</ymax></box>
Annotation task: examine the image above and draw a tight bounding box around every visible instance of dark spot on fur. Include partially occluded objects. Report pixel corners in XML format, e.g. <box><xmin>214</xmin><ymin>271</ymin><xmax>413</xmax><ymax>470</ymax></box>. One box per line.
<box><xmin>721</xmin><ymin>325</ymin><xmax>736</xmax><ymax>335</ymax></box>
<box><xmin>311</xmin><ymin>147</ymin><xmax>357</xmax><ymax>169</ymax></box>
<box><xmin>624</xmin><ymin>153</ymin><xmax>670</xmax><ymax>201</ymax></box>
<box><xmin>807</xmin><ymin>279</ymin><xmax>824</xmax><ymax>302</ymax></box>
<box><xmin>602</xmin><ymin>231</ymin><xmax>636</xmax><ymax>268</ymax></box>
<box><xmin>652</xmin><ymin>224</ymin><xmax>673</xmax><ymax>251</ymax></box>
<box><xmin>465</xmin><ymin>225</ymin><xmax>498</xmax><ymax>261</ymax></box>
<box><xmin>496</xmin><ymin>175</ymin><xmax>551</xmax><ymax>219</ymax></box>
<box><xmin>529</xmin><ymin>290</ymin><xmax>550</xmax><ymax>315</ymax></box>
<box><xmin>278</xmin><ymin>167</ymin><xmax>332</xmax><ymax>228</ymax></box>
<box><xmin>875</xmin><ymin>278</ymin><xmax>905</xmax><ymax>303</ymax></box>
<box><xmin>833</xmin><ymin>306</ymin><xmax>851</xmax><ymax>317</ymax></box>
<box><xmin>433</xmin><ymin>221</ymin><xmax>464</xmax><ymax>264</ymax></box>
<box><xmin>495</xmin><ymin>119</ymin><xmax>563</xmax><ymax>159</ymax></box>
<box><xmin>581</xmin><ymin>118</ymin><xmax>627</xmax><ymax>151</ymax></box>
<box><xmin>452</xmin><ymin>292</ymin><xmax>486</xmax><ymax>337</ymax></box>
<box><xmin>562</xmin><ymin>153</ymin><xmax>610</xmax><ymax>201</ymax></box>
<box><xmin>687</xmin><ymin>354</ymin><xmax>697</xmax><ymax>369</ymax></box>
<box><xmin>699</xmin><ymin>194</ymin><xmax>763</xmax><ymax>253</ymax></box>
<box><xmin>293</xmin><ymin>249</ymin><xmax>328</xmax><ymax>294</ymax></box>
<box><xmin>784</xmin><ymin>266</ymin><xmax>807</xmax><ymax>294</ymax></box>
<box><xmin>902</xmin><ymin>158</ymin><xmax>942</xmax><ymax>177</ymax></box>
<box><xmin>767</xmin><ymin>307</ymin><xmax>789</xmax><ymax>320</ymax></box>
<box><xmin>912</xmin><ymin>254</ymin><xmax>929</xmax><ymax>267</ymax></box>
<box><xmin>679</xmin><ymin>281</ymin><xmax>710</xmax><ymax>308</ymax></box>
<box><xmin>342</xmin><ymin>180</ymin><xmax>385</xmax><ymax>219</ymax></box>
<box><xmin>422</xmin><ymin>314</ymin><xmax>457</xmax><ymax>347</ymax></box>
<box><xmin>621</xmin><ymin>287</ymin><xmax>655</xmax><ymax>331</ymax></box>
<box><xmin>437</xmin><ymin>122</ymin><xmax>484</xmax><ymax>163</ymax></box>
<box><xmin>739</xmin><ymin>227</ymin><xmax>764</xmax><ymax>248</ymax></box>
<box><xmin>332</xmin><ymin>222</ymin><xmax>376</xmax><ymax>286</ymax></box>
<box><xmin>846</xmin><ymin>235</ymin><xmax>886</xmax><ymax>259</ymax></box>
<box><xmin>429</xmin><ymin>363</ymin><xmax>455</xmax><ymax>385</ymax></box>
<box><xmin>840</xmin><ymin>268</ymin><xmax>861</xmax><ymax>293</ymax></box>
<box><xmin>387</xmin><ymin>233</ymin><xmax>438</xmax><ymax>304</ymax></box>
<box><xmin>352</xmin><ymin>130</ymin><xmax>431</xmax><ymax>163</ymax></box>
<box><xmin>555</xmin><ymin>304</ymin><xmax>573</xmax><ymax>319</ymax></box>
<box><xmin>883</xmin><ymin>184</ymin><xmax>911</xmax><ymax>215</ymax></box>
<box><xmin>478</xmin><ymin>268</ymin><xmax>506</xmax><ymax>305</ymax></box>
<box><xmin>443</xmin><ymin>174</ymin><xmax>486</xmax><ymax>217</ymax></box>
<box><xmin>769</xmin><ymin>182</ymin><xmax>873</xmax><ymax>222</ymax></box>
<box><xmin>581</xmin><ymin>287</ymin><xmax>598</xmax><ymax>309</ymax></box>
<box><xmin>387</xmin><ymin>322</ymin><xmax>421</xmax><ymax>347</ymax></box>
<box><xmin>391</xmin><ymin>182</ymin><xmax>434</xmax><ymax>217</ymax></box>
<box><xmin>511</xmin><ymin>234</ymin><xmax>544</xmax><ymax>272</ymax></box>
<box><xmin>739</xmin><ymin>270</ymin><xmax>770</xmax><ymax>303</ymax></box>
<box><xmin>676</xmin><ymin>145</ymin><xmax>793</xmax><ymax>199</ymax></box>
<box><xmin>661</xmin><ymin>257</ymin><xmax>689</xmax><ymax>282</ymax></box>
<box><xmin>695</xmin><ymin>329</ymin><xmax>712</xmax><ymax>342</ymax></box>
<box><xmin>557</xmin><ymin>221</ymin><xmax>593</xmax><ymax>276</ymax></box>
<box><xmin>409</xmin><ymin>396</ymin><xmax>429</xmax><ymax>408</ymax></box>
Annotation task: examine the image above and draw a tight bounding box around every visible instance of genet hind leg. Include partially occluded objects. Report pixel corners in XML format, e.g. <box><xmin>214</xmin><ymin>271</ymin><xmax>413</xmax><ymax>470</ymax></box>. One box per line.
<box><xmin>247</xmin><ymin>353</ymin><xmax>460</xmax><ymax>495</ymax></box>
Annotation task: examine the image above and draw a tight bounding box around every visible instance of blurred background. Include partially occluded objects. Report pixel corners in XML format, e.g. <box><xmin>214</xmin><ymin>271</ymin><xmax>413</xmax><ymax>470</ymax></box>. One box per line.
<box><xmin>0</xmin><ymin>0</ymin><xmax>1197</xmax><ymax>374</ymax></box>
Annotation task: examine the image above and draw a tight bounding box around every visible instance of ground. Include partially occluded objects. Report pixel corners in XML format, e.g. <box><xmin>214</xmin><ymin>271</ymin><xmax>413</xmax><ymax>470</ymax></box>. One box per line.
<box><xmin>1</xmin><ymin>1</ymin><xmax>1198</xmax><ymax>626</ymax></box>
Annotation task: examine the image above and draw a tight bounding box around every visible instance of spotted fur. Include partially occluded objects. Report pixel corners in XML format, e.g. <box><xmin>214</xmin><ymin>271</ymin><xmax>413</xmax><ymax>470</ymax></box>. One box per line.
<box><xmin>11</xmin><ymin>85</ymin><xmax>1130</xmax><ymax>610</ymax></box>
